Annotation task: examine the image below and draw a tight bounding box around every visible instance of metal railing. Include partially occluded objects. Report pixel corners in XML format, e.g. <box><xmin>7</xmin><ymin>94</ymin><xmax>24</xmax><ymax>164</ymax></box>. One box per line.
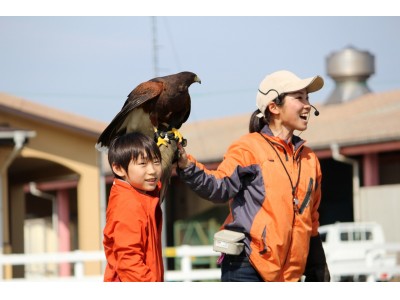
<box><xmin>1</xmin><ymin>244</ymin><xmax>400</xmax><ymax>282</ymax></box>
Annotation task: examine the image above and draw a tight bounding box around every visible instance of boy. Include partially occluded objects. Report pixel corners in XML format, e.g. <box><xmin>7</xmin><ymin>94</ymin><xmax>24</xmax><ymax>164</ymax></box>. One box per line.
<box><xmin>103</xmin><ymin>132</ymin><xmax>164</xmax><ymax>282</ymax></box>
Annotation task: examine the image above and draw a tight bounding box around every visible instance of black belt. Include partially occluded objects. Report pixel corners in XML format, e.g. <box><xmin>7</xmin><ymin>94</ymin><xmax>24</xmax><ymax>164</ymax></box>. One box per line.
<box><xmin>224</xmin><ymin>251</ymin><xmax>248</xmax><ymax>262</ymax></box>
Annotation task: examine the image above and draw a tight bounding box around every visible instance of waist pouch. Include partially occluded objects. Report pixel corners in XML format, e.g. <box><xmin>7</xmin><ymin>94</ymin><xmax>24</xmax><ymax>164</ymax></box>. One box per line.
<box><xmin>213</xmin><ymin>229</ymin><xmax>245</xmax><ymax>255</ymax></box>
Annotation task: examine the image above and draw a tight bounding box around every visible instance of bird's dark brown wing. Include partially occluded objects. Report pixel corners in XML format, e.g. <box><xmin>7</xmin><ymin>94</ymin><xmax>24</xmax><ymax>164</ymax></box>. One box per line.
<box><xmin>96</xmin><ymin>81</ymin><xmax>163</xmax><ymax>148</ymax></box>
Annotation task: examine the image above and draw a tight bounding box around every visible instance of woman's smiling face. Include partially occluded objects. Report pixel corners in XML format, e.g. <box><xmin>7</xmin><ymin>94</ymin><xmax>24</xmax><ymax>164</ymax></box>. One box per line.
<box><xmin>279</xmin><ymin>89</ymin><xmax>312</xmax><ymax>132</ymax></box>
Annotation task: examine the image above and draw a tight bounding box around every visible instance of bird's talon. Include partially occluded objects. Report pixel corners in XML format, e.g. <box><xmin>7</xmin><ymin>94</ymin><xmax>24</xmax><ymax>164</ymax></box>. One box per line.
<box><xmin>155</xmin><ymin>128</ymin><xmax>171</xmax><ymax>146</ymax></box>
<box><xmin>155</xmin><ymin>127</ymin><xmax>186</xmax><ymax>147</ymax></box>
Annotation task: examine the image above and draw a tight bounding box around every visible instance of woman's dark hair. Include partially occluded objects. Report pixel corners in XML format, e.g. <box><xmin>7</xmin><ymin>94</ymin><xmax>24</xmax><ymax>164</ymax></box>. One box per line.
<box><xmin>249</xmin><ymin>94</ymin><xmax>286</xmax><ymax>133</ymax></box>
<box><xmin>249</xmin><ymin>109</ymin><xmax>266</xmax><ymax>133</ymax></box>
<box><xmin>108</xmin><ymin>132</ymin><xmax>162</xmax><ymax>178</ymax></box>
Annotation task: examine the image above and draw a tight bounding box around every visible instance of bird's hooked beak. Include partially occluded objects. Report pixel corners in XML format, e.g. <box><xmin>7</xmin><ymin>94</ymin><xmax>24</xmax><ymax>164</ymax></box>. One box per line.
<box><xmin>194</xmin><ymin>75</ymin><xmax>201</xmax><ymax>84</ymax></box>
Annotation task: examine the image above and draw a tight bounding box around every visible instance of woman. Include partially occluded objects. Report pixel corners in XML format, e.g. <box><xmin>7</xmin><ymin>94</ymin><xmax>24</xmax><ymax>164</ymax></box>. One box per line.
<box><xmin>177</xmin><ymin>70</ymin><xmax>330</xmax><ymax>282</ymax></box>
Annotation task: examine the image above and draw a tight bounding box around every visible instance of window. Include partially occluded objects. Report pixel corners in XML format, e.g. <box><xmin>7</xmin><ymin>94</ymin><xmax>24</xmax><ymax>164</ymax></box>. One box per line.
<box><xmin>353</xmin><ymin>231</ymin><xmax>363</xmax><ymax>241</ymax></box>
<box><xmin>340</xmin><ymin>229</ymin><xmax>374</xmax><ymax>241</ymax></box>
<box><xmin>340</xmin><ymin>232</ymin><xmax>349</xmax><ymax>241</ymax></box>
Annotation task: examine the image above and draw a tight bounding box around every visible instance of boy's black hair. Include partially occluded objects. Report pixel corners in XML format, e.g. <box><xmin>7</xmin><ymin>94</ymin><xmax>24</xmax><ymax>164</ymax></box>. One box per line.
<box><xmin>108</xmin><ymin>132</ymin><xmax>162</xmax><ymax>179</ymax></box>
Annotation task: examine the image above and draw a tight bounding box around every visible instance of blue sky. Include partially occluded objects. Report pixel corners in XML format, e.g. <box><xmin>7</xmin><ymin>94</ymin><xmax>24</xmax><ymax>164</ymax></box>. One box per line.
<box><xmin>1</xmin><ymin>15</ymin><xmax>400</xmax><ymax>124</ymax></box>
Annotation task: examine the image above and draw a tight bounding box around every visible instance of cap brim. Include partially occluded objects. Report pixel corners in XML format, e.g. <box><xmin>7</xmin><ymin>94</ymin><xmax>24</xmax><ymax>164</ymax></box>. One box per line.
<box><xmin>285</xmin><ymin>76</ymin><xmax>324</xmax><ymax>94</ymax></box>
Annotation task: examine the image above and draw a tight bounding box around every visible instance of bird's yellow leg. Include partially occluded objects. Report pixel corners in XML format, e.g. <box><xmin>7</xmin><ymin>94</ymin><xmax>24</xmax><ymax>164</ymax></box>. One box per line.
<box><xmin>154</xmin><ymin>127</ymin><xmax>169</xmax><ymax>146</ymax></box>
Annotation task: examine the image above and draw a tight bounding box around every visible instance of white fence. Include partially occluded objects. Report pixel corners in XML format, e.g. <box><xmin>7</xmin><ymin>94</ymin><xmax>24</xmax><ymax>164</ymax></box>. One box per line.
<box><xmin>1</xmin><ymin>244</ymin><xmax>400</xmax><ymax>282</ymax></box>
<box><xmin>0</xmin><ymin>245</ymin><xmax>221</xmax><ymax>282</ymax></box>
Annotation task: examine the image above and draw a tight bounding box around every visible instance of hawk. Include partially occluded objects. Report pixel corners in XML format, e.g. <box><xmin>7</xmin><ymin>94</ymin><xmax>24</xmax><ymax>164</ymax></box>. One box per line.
<box><xmin>96</xmin><ymin>71</ymin><xmax>201</xmax><ymax>201</ymax></box>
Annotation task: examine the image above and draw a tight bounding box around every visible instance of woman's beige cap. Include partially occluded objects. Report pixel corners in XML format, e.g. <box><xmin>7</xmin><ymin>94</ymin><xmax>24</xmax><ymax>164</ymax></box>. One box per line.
<box><xmin>256</xmin><ymin>70</ymin><xmax>324</xmax><ymax>116</ymax></box>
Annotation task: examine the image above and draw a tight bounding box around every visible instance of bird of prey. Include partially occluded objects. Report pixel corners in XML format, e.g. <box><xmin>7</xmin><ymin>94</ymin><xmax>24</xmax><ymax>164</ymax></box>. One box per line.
<box><xmin>96</xmin><ymin>71</ymin><xmax>201</xmax><ymax>202</ymax></box>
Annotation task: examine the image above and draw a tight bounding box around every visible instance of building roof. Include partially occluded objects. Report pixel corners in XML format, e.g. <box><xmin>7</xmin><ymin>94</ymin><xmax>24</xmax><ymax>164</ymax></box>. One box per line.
<box><xmin>1</xmin><ymin>90</ymin><xmax>399</xmax><ymax>163</ymax></box>
<box><xmin>0</xmin><ymin>93</ymin><xmax>106</xmax><ymax>138</ymax></box>
<box><xmin>181</xmin><ymin>90</ymin><xmax>400</xmax><ymax>161</ymax></box>
<box><xmin>181</xmin><ymin>113</ymin><xmax>249</xmax><ymax>162</ymax></box>
<box><xmin>303</xmin><ymin>90</ymin><xmax>400</xmax><ymax>149</ymax></box>
<box><xmin>0</xmin><ymin>125</ymin><xmax>36</xmax><ymax>146</ymax></box>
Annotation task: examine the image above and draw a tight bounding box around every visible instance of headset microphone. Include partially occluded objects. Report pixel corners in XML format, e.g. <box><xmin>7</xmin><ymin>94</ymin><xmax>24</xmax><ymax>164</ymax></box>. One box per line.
<box><xmin>311</xmin><ymin>105</ymin><xmax>320</xmax><ymax>116</ymax></box>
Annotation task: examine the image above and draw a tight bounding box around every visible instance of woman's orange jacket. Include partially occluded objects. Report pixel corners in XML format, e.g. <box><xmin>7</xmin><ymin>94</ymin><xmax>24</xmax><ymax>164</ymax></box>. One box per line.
<box><xmin>103</xmin><ymin>179</ymin><xmax>164</xmax><ymax>282</ymax></box>
<box><xmin>178</xmin><ymin>126</ymin><xmax>323</xmax><ymax>281</ymax></box>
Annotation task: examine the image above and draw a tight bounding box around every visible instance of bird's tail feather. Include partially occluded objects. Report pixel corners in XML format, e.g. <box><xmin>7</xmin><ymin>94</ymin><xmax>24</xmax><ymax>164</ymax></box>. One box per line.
<box><xmin>95</xmin><ymin>143</ymin><xmax>109</xmax><ymax>153</ymax></box>
<box><xmin>159</xmin><ymin>141</ymin><xmax>178</xmax><ymax>203</ymax></box>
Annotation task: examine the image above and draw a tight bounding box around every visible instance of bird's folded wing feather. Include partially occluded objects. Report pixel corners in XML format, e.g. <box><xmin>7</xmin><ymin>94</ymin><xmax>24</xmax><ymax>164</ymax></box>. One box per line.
<box><xmin>96</xmin><ymin>81</ymin><xmax>164</xmax><ymax>148</ymax></box>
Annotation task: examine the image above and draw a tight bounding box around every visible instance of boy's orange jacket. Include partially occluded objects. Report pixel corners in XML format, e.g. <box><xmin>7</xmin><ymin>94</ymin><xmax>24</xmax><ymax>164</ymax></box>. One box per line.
<box><xmin>103</xmin><ymin>179</ymin><xmax>164</xmax><ymax>282</ymax></box>
<box><xmin>178</xmin><ymin>127</ymin><xmax>322</xmax><ymax>281</ymax></box>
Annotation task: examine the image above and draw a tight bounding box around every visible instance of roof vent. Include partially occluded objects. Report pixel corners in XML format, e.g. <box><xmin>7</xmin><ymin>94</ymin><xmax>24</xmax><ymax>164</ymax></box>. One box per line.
<box><xmin>325</xmin><ymin>46</ymin><xmax>375</xmax><ymax>105</ymax></box>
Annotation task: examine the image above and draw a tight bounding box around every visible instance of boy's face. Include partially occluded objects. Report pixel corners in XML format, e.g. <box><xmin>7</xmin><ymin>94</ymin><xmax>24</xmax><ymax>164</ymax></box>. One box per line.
<box><xmin>112</xmin><ymin>154</ymin><xmax>162</xmax><ymax>192</ymax></box>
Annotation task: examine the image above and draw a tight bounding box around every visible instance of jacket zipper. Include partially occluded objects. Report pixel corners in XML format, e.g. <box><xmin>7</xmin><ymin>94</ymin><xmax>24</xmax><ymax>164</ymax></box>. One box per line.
<box><xmin>283</xmin><ymin>147</ymin><xmax>304</xmax><ymax>275</ymax></box>
<box><xmin>258</xmin><ymin>133</ymin><xmax>305</xmax><ymax>276</ymax></box>
<box><xmin>281</xmin><ymin>209</ymin><xmax>296</xmax><ymax>275</ymax></box>
<box><xmin>269</xmin><ymin>140</ymin><xmax>288</xmax><ymax>161</ymax></box>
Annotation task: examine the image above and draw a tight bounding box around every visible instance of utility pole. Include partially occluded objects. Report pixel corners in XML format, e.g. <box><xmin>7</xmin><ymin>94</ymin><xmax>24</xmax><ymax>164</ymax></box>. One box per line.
<box><xmin>151</xmin><ymin>16</ymin><xmax>168</xmax><ymax>268</ymax></box>
<box><xmin>151</xmin><ymin>16</ymin><xmax>160</xmax><ymax>77</ymax></box>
